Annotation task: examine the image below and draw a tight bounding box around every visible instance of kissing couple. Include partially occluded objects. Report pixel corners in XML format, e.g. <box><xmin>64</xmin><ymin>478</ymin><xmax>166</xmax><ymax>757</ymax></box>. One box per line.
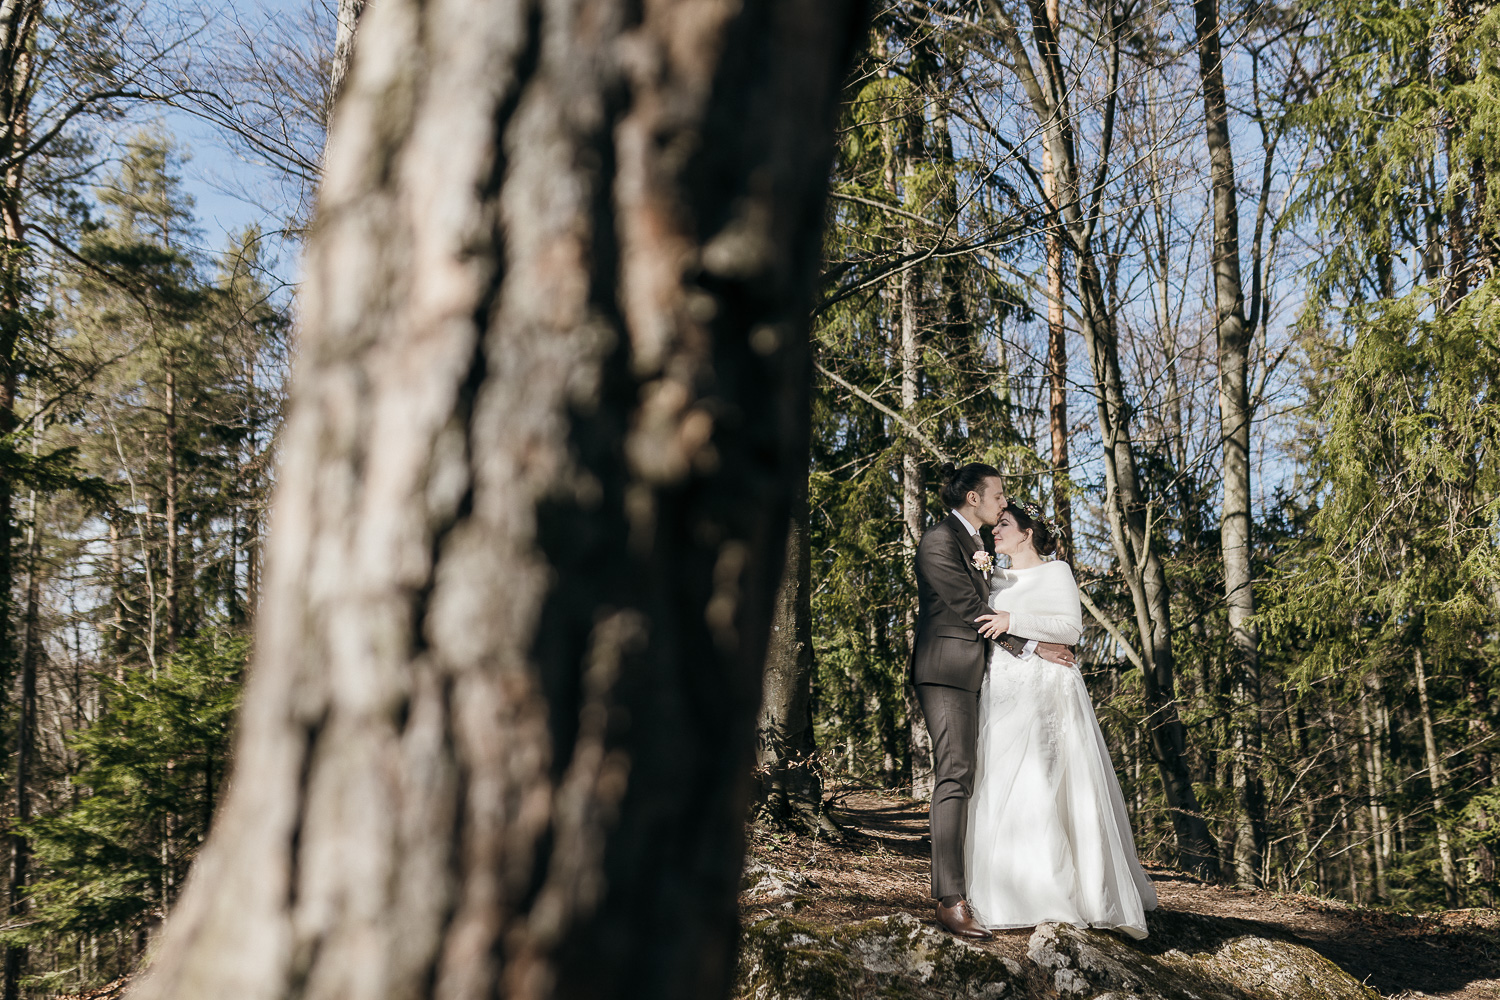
<box><xmin>910</xmin><ymin>461</ymin><xmax>1158</xmax><ymax>940</ymax></box>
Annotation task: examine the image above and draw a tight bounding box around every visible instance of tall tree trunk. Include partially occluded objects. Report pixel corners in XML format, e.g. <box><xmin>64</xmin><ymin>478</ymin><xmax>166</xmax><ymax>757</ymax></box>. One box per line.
<box><xmin>991</xmin><ymin>0</ymin><xmax>1220</xmax><ymax>877</ymax></box>
<box><xmin>246</xmin><ymin>506</ymin><xmax>261</xmax><ymax>617</ymax></box>
<box><xmin>328</xmin><ymin>0</ymin><xmax>370</xmax><ymax>117</ymax></box>
<box><xmin>1358</xmin><ymin>682</ymin><xmax>1389</xmax><ymax>901</ymax></box>
<box><xmin>229</xmin><ymin>505</ymin><xmax>243</xmax><ymax>625</ymax></box>
<box><xmin>889</xmin><ymin>100</ymin><xmax>933</xmax><ymax>802</ymax></box>
<box><xmin>1414</xmin><ymin>645</ymin><xmax>1460</xmax><ymax>906</ymax></box>
<box><xmin>757</xmin><ymin>466</ymin><xmax>833</xmax><ymax>835</ymax></box>
<box><xmin>0</xmin><ymin>12</ymin><xmax>37</xmax><ymax>966</ymax></box>
<box><xmin>899</xmin><ymin>231</ymin><xmax>932</xmax><ymax>801</ymax></box>
<box><xmin>1192</xmin><ymin>0</ymin><xmax>1264</xmax><ymax>886</ymax></box>
<box><xmin>0</xmin><ymin>21</ymin><xmax>34</xmax><ymax>971</ymax></box>
<box><xmin>108</xmin><ymin>514</ymin><xmax>132</xmax><ymax>679</ymax></box>
<box><xmin>125</xmin><ymin>2</ymin><xmax>864</xmax><ymax>999</ymax></box>
<box><xmin>1075</xmin><ymin>188</ymin><xmax>1219</xmax><ymax>883</ymax></box>
<box><xmin>165</xmin><ymin>365</ymin><xmax>180</xmax><ymax>648</ymax></box>
<box><xmin>2</xmin><ymin>490</ymin><xmax>39</xmax><ymax>1000</ymax></box>
<box><xmin>1041</xmin><ymin>0</ymin><xmax>1071</xmax><ymax>563</ymax></box>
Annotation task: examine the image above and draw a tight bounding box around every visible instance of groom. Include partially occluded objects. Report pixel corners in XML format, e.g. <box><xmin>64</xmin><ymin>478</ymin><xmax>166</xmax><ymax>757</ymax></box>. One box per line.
<box><xmin>911</xmin><ymin>462</ymin><xmax>1074</xmax><ymax>939</ymax></box>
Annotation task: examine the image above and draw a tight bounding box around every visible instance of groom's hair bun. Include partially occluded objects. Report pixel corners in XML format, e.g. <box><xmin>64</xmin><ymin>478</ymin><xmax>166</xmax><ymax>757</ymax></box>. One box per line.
<box><xmin>1006</xmin><ymin>499</ymin><xmax>1059</xmax><ymax>557</ymax></box>
<box><xmin>939</xmin><ymin>461</ymin><xmax>1002</xmax><ymax>509</ymax></box>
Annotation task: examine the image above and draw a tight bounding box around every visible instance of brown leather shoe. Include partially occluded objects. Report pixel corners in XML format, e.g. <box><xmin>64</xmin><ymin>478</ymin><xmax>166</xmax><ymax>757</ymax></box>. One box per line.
<box><xmin>936</xmin><ymin>898</ymin><xmax>991</xmax><ymax>940</ymax></box>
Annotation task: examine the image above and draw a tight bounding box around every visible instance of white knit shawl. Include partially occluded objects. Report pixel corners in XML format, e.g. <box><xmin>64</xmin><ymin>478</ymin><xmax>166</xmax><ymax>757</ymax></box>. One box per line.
<box><xmin>987</xmin><ymin>561</ymin><xmax>1084</xmax><ymax>645</ymax></box>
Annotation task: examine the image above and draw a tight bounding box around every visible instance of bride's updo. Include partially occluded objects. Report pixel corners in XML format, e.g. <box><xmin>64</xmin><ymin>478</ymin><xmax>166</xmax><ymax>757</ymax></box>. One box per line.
<box><xmin>939</xmin><ymin>461</ymin><xmax>1002</xmax><ymax>509</ymax></box>
<box><xmin>1006</xmin><ymin>499</ymin><xmax>1059</xmax><ymax>557</ymax></box>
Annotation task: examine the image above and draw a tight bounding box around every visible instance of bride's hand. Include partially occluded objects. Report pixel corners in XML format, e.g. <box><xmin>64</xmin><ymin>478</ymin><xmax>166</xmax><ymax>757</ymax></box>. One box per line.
<box><xmin>976</xmin><ymin>611</ymin><xmax>1011</xmax><ymax>638</ymax></box>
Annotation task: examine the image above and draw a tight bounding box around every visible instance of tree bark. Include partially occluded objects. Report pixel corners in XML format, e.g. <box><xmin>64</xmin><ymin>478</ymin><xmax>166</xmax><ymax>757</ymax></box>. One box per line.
<box><xmin>989</xmin><ymin>0</ymin><xmax>1220</xmax><ymax>877</ymax></box>
<box><xmin>2</xmin><ymin>491</ymin><xmax>39</xmax><ymax>1000</ymax></box>
<box><xmin>757</xmin><ymin>469</ymin><xmax>833</xmax><ymax>836</ymax></box>
<box><xmin>164</xmin><ymin>364</ymin><xmax>180</xmax><ymax>648</ymax></box>
<box><xmin>1414</xmin><ymin>645</ymin><xmax>1460</xmax><ymax>906</ymax></box>
<box><xmin>0</xmin><ymin>7</ymin><xmax>38</xmax><ymax>969</ymax></box>
<box><xmin>125</xmin><ymin>2</ymin><xmax>864</xmax><ymax>999</ymax></box>
<box><xmin>899</xmin><ymin>230</ymin><xmax>932</xmax><ymax>801</ymax></box>
<box><xmin>327</xmin><ymin>0</ymin><xmax>369</xmax><ymax>116</ymax></box>
<box><xmin>1192</xmin><ymin>0</ymin><xmax>1263</xmax><ymax>886</ymax></box>
<box><xmin>1040</xmin><ymin>0</ymin><xmax>1071</xmax><ymax>565</ymax></box>
<box><xmin>1358</xmin><ymin>682</ymin><xmax>1389</xmax><ymax>901</ymax></box>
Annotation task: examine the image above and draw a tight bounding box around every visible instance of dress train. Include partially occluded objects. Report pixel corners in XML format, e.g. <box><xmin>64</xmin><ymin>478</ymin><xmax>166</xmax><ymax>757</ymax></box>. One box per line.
<box><xmin>965</xmin><ymin>646</ymin><xmax>1158</xmax><ymax>939</ymax></box>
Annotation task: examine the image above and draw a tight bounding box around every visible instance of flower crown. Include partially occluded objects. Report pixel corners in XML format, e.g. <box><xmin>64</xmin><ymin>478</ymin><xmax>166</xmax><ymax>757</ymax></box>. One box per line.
<box><xmin>1011</xmin><ymin>497</ymin><xmax>1051</xmax><ymax>532</ymax></box>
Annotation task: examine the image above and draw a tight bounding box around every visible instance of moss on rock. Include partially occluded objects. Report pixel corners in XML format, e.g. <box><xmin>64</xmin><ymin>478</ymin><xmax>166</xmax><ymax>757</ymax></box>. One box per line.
<box><xmin>738</xmin><ymin>911</ymin><xmax>1381</xmax><ymax>1000</ymax></box>
<box><xmin>1028</xmin><ymin>918</ymin><xmax>1380</xmax><ymax>1000</ymax></box>
<box><xmin>738</xmin><ymin>913</ymin><xmax>1016</xmax><ymax>1000</ymax></box>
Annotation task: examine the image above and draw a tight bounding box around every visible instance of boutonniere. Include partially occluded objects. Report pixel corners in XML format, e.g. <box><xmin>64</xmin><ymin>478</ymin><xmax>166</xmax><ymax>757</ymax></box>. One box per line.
<box><xmin>971</xmin><ymin>550</ymin><xmax>995</xmax><ymax>574</ymax></box>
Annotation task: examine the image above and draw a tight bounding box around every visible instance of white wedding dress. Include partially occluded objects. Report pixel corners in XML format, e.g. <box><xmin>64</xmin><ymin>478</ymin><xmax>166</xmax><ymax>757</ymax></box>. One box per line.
<box><xmin>965</xmin><ymin>561</ymin><xmax>1158</xmax><ymax>939</ymax></box>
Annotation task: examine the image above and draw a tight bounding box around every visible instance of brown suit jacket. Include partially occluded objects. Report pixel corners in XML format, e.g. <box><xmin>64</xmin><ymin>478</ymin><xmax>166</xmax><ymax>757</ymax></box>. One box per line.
<box><xmin>910</xmin><ymin>513</ymin><xmax>1026</xmax><ymax>691</ymax></box>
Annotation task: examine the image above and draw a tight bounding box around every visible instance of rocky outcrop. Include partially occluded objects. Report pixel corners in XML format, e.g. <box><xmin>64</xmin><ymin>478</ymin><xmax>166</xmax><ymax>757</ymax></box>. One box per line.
<box><xmin>739</xmin><ymin>913</ymin><xmax>1022</xmax><ymax>1000</ymax></box>
<box><xmin>1028</xmin><ymin>913</ymin><xmax>1379</xmax><ymax>1000</ymax></box>
<box><xmin>738</xmin><ymin>911</ymin><xmax>1380</xmax><ymax>1000</ymax></box>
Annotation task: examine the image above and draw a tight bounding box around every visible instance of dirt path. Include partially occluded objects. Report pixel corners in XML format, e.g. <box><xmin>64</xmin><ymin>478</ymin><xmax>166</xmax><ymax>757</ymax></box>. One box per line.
<box><xmin>741</xmin><ymin>790</ymin><xmax>1500</xmax><ymax>1000</ymax></box>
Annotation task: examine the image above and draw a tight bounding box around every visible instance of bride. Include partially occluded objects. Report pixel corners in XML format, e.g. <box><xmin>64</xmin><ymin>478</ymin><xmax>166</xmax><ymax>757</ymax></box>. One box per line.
<box><xmin>965</xmin><ymin>499</ymin><xmax>1158</xmax><ymax>939</ymax></box>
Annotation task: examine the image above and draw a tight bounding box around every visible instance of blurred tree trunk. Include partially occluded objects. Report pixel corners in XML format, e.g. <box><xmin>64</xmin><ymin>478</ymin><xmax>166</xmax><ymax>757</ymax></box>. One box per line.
<box><xmin>1192</xmin><ymin>0</ymin><xmax>1265</xmax><ymax>887</ymax></box>
<box><xmin>124</xmin><ymin>1</ymin><xmax>864</xmax><ymax>999</ymax></box>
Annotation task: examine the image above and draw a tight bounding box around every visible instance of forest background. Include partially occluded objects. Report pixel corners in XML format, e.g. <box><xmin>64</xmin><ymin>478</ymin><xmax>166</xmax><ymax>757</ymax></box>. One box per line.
<box><xmin>0</xmin><ymin>0</ymin><xmax>1484</xmax><ymax>994</ymax></box>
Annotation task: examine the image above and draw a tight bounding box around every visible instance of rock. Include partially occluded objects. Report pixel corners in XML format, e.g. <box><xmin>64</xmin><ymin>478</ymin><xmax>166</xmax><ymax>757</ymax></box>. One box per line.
<box><xmin>743</xmin><ymin>861</ymin><xmax>821</xmax><ymax>903</ymax></box>
<box><xmin>738</xmin><ymin>913</ymin><xmax>1019</xmax><ymax>1000</ymax></box>
<box><xmin>1027</xmin><ymin>913</ymin><xmax>1381</xmax><ymax>1000</ymax></box>
<box><xmin>737</xmin><ymin>911</ymin><xmax>1381</xmax><ymax>1000</ymax></box>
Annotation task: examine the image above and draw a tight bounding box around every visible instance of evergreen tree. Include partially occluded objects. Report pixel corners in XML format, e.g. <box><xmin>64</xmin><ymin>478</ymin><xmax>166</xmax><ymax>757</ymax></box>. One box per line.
<box><xmin>812</xmin><ymin>15</ymin><xmax>1031</xmax><ymax>790</ymax></box>
<box><xmin>11</xmin><ymin>631</ymin><xmax>247</xmax><ymax>994</ymax></box>
<box><xmin>1269</xmin><ymin>0</ymin><xmax>1500</xmax><ymax>906</ymax></box>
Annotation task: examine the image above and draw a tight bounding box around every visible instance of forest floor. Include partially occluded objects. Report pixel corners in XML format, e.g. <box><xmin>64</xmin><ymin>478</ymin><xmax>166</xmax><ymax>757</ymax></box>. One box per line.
<box><xmin>742</xmin><ymin>788</ymin><xmax>1500</xmax><ymax>1000</ymax></box>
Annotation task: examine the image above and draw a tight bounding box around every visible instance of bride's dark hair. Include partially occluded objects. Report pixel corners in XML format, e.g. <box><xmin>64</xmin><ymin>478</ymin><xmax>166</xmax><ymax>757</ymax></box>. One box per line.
<box><xmin>938</xmin><ymin>461</ymin><xmax>1002</xmax><ymax>509</ymax></box>
<box><xmin>1006</xmin><ymin>499</ymin><xmax>1059</xmax><ymax>558</ymax></box>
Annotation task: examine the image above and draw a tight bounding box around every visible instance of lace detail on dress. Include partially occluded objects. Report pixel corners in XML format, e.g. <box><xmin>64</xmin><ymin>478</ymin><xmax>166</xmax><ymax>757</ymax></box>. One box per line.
<box><xmin>968</xmin><ymin>567</ymin><xmax>1158</xmax><ymax>940</ymax></box>
<box><xmin>988</xmin><ymin>644</ymin><xmax>1063</xmax><ymax>777</ymax></box>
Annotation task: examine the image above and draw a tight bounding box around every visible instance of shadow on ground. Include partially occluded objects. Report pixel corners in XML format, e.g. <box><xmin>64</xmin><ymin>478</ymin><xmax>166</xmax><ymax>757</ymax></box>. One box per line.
<box><xmin>741</xmin><ymin>789</ymin><xmax>1500</xmax><ymax>1000</ymax></box>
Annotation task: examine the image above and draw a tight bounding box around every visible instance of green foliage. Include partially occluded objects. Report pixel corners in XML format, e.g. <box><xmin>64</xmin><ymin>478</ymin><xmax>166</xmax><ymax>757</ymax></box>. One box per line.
<box><xmin>1290</xmin><ymin>0</ymin><xmax>1500</xmax><ymax>301</ymax></box>
<box><xmin>1262</xmin><ymin>0</ymin><xmax>1500</xmax><ymax>908</ymax></box>
<box><xmin>55</xmin><ymin>131</ymin><xmax>289</xmax><ymax>652</ymax></box>
<box><xmin>15</xmin><ymin>630</ymin><xmax>247</xmax><ymax>945</ymax></box>
<box><xmin>0</xmin><ymin>126</ymin><xmax>289</xmax><ymax>992</ymax></box>
<box><xmin>811</xmin><ymin>17</ymin><xmax>1033</xmax><ymax>785</ymax></box>
<box><xmin>1267</xmin><ymin>285</ymin><xmax>1500</xmax><ymax>675</ymax></box>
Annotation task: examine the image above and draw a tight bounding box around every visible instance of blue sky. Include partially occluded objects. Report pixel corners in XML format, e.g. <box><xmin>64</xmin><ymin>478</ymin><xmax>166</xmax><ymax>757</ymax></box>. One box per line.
<box><xmin>148</xmin><ymin>0</ymin><xmax>325</xmax><ymax>292</ymax></box>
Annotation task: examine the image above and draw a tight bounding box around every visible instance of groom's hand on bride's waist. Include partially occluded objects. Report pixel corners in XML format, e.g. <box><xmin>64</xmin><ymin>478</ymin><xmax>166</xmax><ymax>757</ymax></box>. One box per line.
<box><xmin>1037</xmin><ymin>642</ymin><xmax>1077</xmax><ymax>667</ymax></box>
